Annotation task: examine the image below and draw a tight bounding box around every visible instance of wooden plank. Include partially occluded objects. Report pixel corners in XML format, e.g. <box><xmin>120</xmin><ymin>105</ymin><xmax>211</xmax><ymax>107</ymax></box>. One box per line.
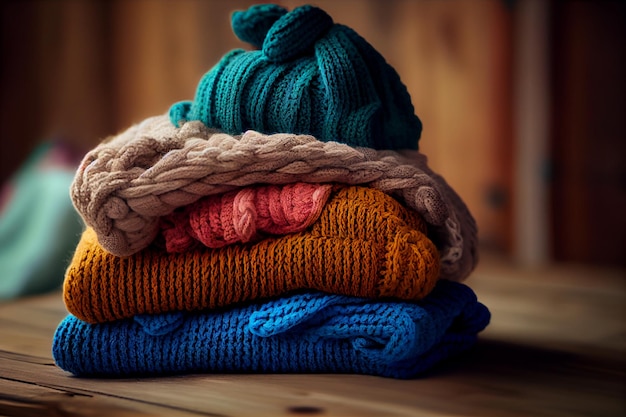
<box><xmin>512</xmin><ymin>0</ymin><xmax>550</xmax><ymax>266</ymax></box>
<box><xmin>550</xmin><ymin>0</ymin><xmax>626</xmax><ymax>266</ymax></box>
<box><xmin>0</xmin><ymin>293</ymin><xmax>68</xmax><ymax>359</ymax></box>
<box><xmin>1</xmin><ymin>263</ymin><xmax>624</xmax><ymax>416</ymax></box>
<box><xmin>1</xmin><ymin>341</ymin><xmax>624</xmax><ymax>417</ymax></box>
<box><xmin>0</xmin><ymin>378</ymin><xmax>158</xmax><ymax>417</ymax></box>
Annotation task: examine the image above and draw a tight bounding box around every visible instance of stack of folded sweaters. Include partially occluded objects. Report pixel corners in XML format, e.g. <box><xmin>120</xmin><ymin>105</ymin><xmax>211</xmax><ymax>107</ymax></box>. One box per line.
<box><xmin>52</xmin><ymin>3</ymin><xmax>490</xmax><ymax>379</ymax></box>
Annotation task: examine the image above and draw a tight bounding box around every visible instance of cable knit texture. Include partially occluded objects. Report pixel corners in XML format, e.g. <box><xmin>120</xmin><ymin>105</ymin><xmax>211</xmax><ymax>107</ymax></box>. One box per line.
<box><xmin>52</xmin><ymin>3</ymin><xmax>489</xmax><ymax>382</ymax></box>
<box><xmin>64</xmin><ymin>186</ymin><xmax>441</xmax><ymax>324</ymax></box>
<box><xmin>53</xmin><ymin>280</ymin><xmax>491</xmax><ymax>378</ymax></box>
<box><xmin>159</xmin><ymin>182</ymin><xmax>332</xmax><ymax>252</ymax></box>
<box><xmin>169</xmin><ymin>4</ymin><xmax>422</xmax><ymax>150</ymax></box>
<box><xmin>70</xmin><ymin>115</ymin><xmax>477</xmax><ymax>281</ymax></box>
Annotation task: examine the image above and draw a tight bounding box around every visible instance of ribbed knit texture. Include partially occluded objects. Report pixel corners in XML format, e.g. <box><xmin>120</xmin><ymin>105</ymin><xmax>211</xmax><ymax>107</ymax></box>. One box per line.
<box><xmin>70</xmin><ymin>115</ymin><xmax>477</xmax><ymax>281</ymax></box>
<box><xmin>52</xmin><ymin>3</ymin><xmax>490</xmax><ymax>382</ymax></box>
<box><xmin>159</xmin><ymin>182</ymin><xmax>332</xmax><ymax>252</ymax></box>
<box><xmin>169</xmin><ymin>4</ymin><xmax>422</xmax><ymax>150</ymax></box>
<box><xmin>53</xmin><ymin>280</ymin><xmax>490</xmax><ymax>378</ymax></box>
<box><xmin>64</xmin><ymin>186</ymin><xmax>440</xmax><ymax>324</ymax></box>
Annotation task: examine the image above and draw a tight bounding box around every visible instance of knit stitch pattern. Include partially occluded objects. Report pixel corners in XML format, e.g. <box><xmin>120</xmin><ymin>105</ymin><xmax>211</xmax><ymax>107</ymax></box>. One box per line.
<box><xmin>70</xmin><ymin>115</ymin><xmax>477</xmax><ymax>281</ymax></box>
<box><xmin>53</xmin><ymin>280</ymin><xmax>491</xmax><ymax>378</ymax></box>
<box><xmin>64</xmin><ymin>186</ymin><xmax>440</xmax><ymax>324</ymax></box>
<box><xmin>159</xmin><ymin>182</ymin><xmax>332</xmax><ymax>252</ymax></box>
<box><xmin>169</xmin><ymin>4</ymin><xmax>422</xmax><ymax>150</ymax></box>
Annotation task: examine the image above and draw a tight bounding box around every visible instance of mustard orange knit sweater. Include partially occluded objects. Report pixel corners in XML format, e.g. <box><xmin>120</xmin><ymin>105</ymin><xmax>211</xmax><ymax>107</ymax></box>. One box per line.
<box><xmin>64</xmin><ymin>186</ymin><xmax>440</xmax><ymax>323</ymax></box>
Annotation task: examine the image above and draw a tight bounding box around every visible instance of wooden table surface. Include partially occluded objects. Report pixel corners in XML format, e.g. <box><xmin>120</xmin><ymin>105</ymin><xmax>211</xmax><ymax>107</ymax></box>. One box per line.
<box><xmin>1</xmin><ymin>257</ymin><xmax>624</xmax><ymax>417</ymax></box>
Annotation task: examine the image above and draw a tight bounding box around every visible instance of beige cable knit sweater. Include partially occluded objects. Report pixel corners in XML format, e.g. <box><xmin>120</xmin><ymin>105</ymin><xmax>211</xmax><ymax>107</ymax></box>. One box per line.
<box><xmin>71</xmin><ymin>115</ymin><xmax>477</xmax><ymax>281</ymax></box>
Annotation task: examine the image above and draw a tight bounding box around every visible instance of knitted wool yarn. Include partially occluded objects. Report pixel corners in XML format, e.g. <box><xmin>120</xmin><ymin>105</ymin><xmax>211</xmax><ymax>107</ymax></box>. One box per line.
<box><xmin>53</xmin><ymin>280</ymin><xmax>490</xmax><ymax>378</ymax></box>
<box><xmin>70</xmin><ymin>115</ymin><xmax>477</xmax><ymax>281</ymax></box>
<box><xmin>169</xmin><ymin>4</ymin><xmax>422</xmax><ymax>150</ymax></box>
<box><xmin>159</xmin><ymin>182</ymin><xmax>332</xmax><ymax>252</ymax></box>
<box><xmin>0</xmin><ymin>141</ymin><xmax>83</xmax><ymax>300</ymax></box>
<box><xmin>64</xmin><ymin>186</ymin><xmax>440</xmax><ymax>324</ymax></box>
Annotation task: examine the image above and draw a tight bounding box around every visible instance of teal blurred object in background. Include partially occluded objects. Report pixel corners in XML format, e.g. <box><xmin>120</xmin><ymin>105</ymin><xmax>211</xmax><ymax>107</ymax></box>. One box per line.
<box><xmin>0</xmin><ymin>141</ymin><xmax>84</xmax><ymax>300</ymax></box>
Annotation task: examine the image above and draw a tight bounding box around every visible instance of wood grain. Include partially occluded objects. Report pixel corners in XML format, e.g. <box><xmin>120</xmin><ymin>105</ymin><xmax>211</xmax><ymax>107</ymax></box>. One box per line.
<box><xmin>1</xmin><ymin>259</ymin><xmax>625</xmax><ymax>416</ymax></box>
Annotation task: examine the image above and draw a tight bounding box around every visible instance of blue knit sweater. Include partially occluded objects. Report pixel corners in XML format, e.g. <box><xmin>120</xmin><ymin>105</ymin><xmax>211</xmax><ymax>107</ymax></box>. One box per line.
<box><xmin>52</xmin><ymin>280</ymin><xmax>489</xmax><ymax>379</ymax></box>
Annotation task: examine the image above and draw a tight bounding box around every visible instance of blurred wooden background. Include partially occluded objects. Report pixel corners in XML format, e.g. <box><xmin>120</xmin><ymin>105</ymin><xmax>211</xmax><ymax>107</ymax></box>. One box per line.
<box><xmin>1</xmin><ymin>0</ymin><xmax>624</xmax><ymax>267</ymax></box>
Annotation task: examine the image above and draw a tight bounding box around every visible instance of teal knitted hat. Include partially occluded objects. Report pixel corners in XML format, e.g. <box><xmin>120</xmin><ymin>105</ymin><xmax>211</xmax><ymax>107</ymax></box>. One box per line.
<box><xmin>169</xmin><ymin>4</ymin><xmax>422</xmax><ymax>150</ymax></box>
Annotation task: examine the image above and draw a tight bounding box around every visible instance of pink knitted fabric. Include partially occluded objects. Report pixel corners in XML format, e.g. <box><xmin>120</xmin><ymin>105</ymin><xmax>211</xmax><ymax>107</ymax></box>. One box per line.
<box><xmin>160</xmin><ymin>183</ymin><xmax>332</xmax><ymax>252</ymax></box>
<box><xmin>70</xmin><ymin>115</ymin><xmax>478</xmax><ymax>281</ymax></box>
